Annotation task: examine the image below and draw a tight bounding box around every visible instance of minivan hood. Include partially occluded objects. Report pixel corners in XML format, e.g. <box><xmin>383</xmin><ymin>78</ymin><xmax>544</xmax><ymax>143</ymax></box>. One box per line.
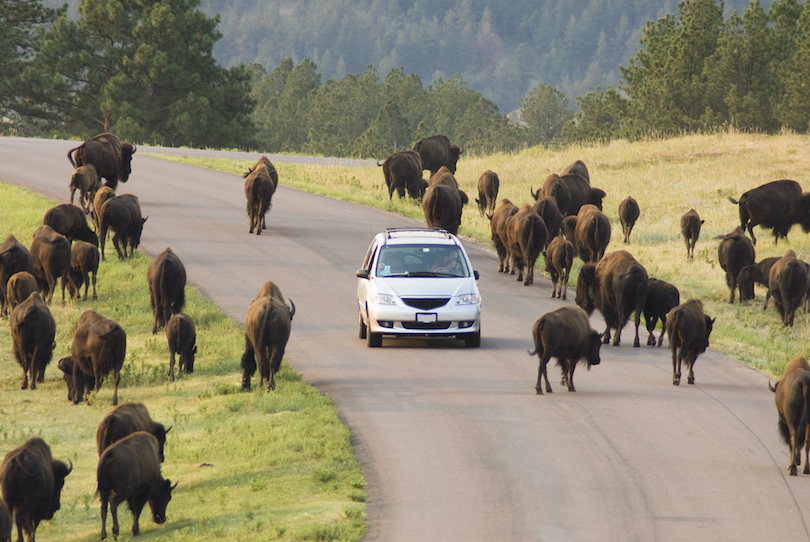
<box><xmin>376</xmin><ymin>277</ymin><xmax>476</xmax><ymax>299</ymax></box>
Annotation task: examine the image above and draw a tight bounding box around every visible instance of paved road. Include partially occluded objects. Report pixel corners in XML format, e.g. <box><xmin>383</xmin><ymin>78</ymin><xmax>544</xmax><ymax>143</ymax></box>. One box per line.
<box><xmin>1</xmin><ymin>136</ymin><xmax>808</xmax><ymax>541</ymax></box>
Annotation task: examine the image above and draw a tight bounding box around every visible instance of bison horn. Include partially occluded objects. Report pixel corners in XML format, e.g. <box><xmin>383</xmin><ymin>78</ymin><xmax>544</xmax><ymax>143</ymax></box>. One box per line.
<box><xmin>66</xmin><ymin>459</ymin><xmax>73</xmax><ymax>475</ymax></box>
<box><xmin>288</xmin><ymin>299</ymin><xmax>296</xmax><ymax>320</ymax></box>
<box><xmin>165</xmin><ymin>425</ymin><xmax>173</xmax><ymax>434</ymax></box>
<box><xmin>768</xmin><ymin>379</ymin><xmax>778</xmax><ymax>393</ymax></box>
<box><xmin>530</xmin><ymin>186</ymin><xmax>538</xmax><ymax>199</ymax></box>
<box><xmin>171</xmin><ymin>481</ymin><xmax>179</xmax><ymax>490</ymax></box>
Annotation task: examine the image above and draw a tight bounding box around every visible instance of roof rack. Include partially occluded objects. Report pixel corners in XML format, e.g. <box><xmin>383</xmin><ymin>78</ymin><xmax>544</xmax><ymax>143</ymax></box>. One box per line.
<box><xmin>384</xmin><ymin>227</ymin><xmax>451</xmax><ymax>239</ymax></box>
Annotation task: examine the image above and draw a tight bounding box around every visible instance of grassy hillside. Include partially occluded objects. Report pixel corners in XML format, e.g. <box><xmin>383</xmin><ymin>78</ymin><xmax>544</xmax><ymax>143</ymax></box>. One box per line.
<box><xmin>0</xmin><ymin>184</ymin><xmax>366</xmax><ymax>541</ymax></box>
<box><xmin>156</xmin><ymin>130</ymin><xmax>810</xmax><ymax>378</ymax></box>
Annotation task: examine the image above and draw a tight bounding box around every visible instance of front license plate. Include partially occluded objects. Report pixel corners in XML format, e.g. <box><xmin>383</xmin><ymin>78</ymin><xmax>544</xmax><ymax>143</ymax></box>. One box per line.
<box><xmin>417</xmin><ymin>313</ymin><xmax>437</xmax><ymax>323</ymax></box>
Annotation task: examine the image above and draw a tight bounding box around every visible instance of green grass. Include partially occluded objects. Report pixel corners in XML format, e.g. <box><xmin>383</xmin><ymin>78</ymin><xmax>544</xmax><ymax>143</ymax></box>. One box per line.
<box><xmin>154</xmin><ymin>130</ymin><xmax>810</xmax><ymax>378</ymax></box>
<box><xmin>0</xmin><ymin>183</ymin><xmax>367</xmax><ymax>541</ymax></box>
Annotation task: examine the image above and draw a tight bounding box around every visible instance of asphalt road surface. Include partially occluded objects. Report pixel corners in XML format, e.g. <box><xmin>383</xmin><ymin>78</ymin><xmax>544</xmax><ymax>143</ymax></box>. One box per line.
<box><xmin>1</xmin><ymin>136</ymin><xmax>808</xmax><ymax>541</ymax></box>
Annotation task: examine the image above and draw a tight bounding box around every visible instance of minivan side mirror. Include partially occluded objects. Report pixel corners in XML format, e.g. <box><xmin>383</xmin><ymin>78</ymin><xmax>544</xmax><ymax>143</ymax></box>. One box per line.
<box><xmin>473</xmin><ymin>270</ymin><xmax>479</xmax><ymax>280</ymax></box>
<box><xmin>356</xmin><ymin>269</ymin><xmax>370</xmax><ymax>279</ymax></box>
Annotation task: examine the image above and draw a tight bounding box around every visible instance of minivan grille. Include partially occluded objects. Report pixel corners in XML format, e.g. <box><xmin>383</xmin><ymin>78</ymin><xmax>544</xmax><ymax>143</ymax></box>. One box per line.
<box><xmin>402</xmin><ymin>298</ymin><xmax>450</xmax><ymax>310</ymax></box>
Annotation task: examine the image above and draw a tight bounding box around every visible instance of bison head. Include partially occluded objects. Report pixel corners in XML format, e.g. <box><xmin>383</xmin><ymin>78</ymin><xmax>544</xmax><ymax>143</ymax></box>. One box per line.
<box><xmin>118</xmin><ymin>143</ymin><xmax>136</xmax><ymax>184</ymax></box>
<box><xmin>575</xmin><ymin>264</ymin><xmax>598</xmax><ymax>316</ymax></box>
<box><xmin>585</xmin><ymin>330</ymin><xmax>603</xmax><ymax>367</ymax></box>
<box><xmin>149</xmin><ymin>478</ymin><xmax>177</xmax><ymax>524</ymax></box>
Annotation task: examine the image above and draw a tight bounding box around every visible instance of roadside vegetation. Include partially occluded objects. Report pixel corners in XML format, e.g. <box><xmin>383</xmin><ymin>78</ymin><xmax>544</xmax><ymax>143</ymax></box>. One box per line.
<box><xmin>156</xmin><ymin>130</ymin><xmax>810</xmax><ymax>378</ymax></box>
<box><xmin>0</xmin><ymin>183</ymin><xmax>367</xmax><ymax>541</ymax></box>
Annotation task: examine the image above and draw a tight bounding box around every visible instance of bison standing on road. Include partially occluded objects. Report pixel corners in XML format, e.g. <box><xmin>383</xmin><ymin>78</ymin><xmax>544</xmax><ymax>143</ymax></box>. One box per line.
<box><xmin>665</xmin><ymin>298</ymin><xmax>715</xmax><ymax>385</ymax></box>
<box><xmin>241</xmin><ymin>282</ymin><xmax>295</xmax><ymax>391</ymax></box>
<box><xmin>244</xmin><ymin>155</ymin><xmax>279</xmax><ymax>187</ymax></box>
<box><xmin>0</xmin><ymin>438</ymin><xmax>72</xmax><ymax>542</ymax></box>
<box><xmin>619</xmin><ymin>196</ymin><xmax>640</xmax><ymax>243</ymax></box>
<box><xmin>67</xmin><ymin>132</ymin><xmax>136</xmax><ymax>191</ymax></box>
<box><xmin>727</xmin><ymin>179</ymin><xmax>807</xmax><ymax>245</ymax></box>
<box><xmin>43</xmin><ymin>203</ymin><xmax>99</xmax><ymax>247</ymax></box>
<box><xmin>67</xmin><ymin>240</ymin><xmax>99</xmax><ymax>301</ymax></box>
<box><xmin>680</xmin><ymin>208</ymin><xmax>703</xmax><ymax>260</ymax></box>
<box><xmin>147</xmin><ymin>248</ymin><xmax>186</xmax><ymax>334</ymax></box>
<box><xmin>505</xmin><ymin>204</ymin><xmax>547</xmax><ymax>286</ymax></box>
<box><xmin>380</xmin><ymin>150</ymin><xmax>424</xmax><ymax>200</ymax></box>
<box><xmin>30</xmin><ymin>225</ymin><xmax>71</xmax><ymax>305</ymax></box>
<box><xmin>97</xmin><ymin>403</ymin><xmax>171</xmax><ymax>462</ymax></box>
<box><xmin>99</xmin><ymin>194</ymin><xmax>146</xmax><ymax>260</ymax></box>
<box><xmin>643</xmin><ymin>278</ymin><xmax>681</xmax><ymax>346</ymax></box>
<box><xmin>0</xmin><ymin>235</ymin><xmax>34</xmax><ymax>318</ymax></box>
<box><xmin>768</xmin><ymin>250</ymin><xmax>808</xmax><ymax>327</ymax></box>
<box><xmin>717</xmin><ymin>226</ymin><xmax>756</xmax><ymax>303</ymax></box>
<box><xmin>770</xmin><ymin>356</ymin><xmax>810</xmax><ymax>475</ymax></box>
<box><xmin>69</xmin><ymin>164</ymin><xmax>101</xmax><ymax>214</ymax></box>
<box><xmin>528</xmin><ymin>305</ymin><xmax>602</xmax><ymax>394</ymax></box>
<box><xmin>244</xmin><ymin>163</ymin><xmax>276</xmax><ymax>234</ymax></box>
<box><xmin>475</xmin><ymin>170</ymin><xmax>499</xmax><ymax>216</ymax></box>
<box><xmin>97</xmin><ymin>432</ymin><xmax>176</xmax><ymax>540</ymax></box>
<box><xmin>566</xmin><ymin>204</ymin><xmax>611</xmax><ymax>264</ymax></box>
<box><xmin>489</xmin><ymin>199</ymin><xmax>518</xmax><ymax>273</ymax></box>
<box><xmin>411</xmin><ymin>134</ymin><xmax>462</xmax><ymax>176</ymax></box>
<box><xmin>422</xmin><ymin>166</ymin><xmax>465</xmax><ymax>235</ymax></box>
<box><xmin>166</xmin><ymin>313</ymin><xmax>196</xmax><ymax>380</ymax></box>
<box><xmin>545</xmin><ymin>236</ymin><xmax>574</xmax><ymax>300</ymax></box>
<box><xmin>9</xmin><ymin>292</ymin><xmax>55</xmax><ymax>390</ymax></box>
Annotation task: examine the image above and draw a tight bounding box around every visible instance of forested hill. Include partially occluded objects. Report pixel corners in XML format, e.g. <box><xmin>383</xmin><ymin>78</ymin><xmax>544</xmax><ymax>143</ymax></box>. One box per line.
<box><xmin>45</xmin><ymin>0</ymin><xmax>774</xmax><ymax>114</ymax></box>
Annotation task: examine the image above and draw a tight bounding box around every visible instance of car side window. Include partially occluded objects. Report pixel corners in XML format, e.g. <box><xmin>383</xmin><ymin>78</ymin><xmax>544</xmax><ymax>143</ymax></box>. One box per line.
<box><xmin>362</xmin><ymin>241</ymin><xmax>378</xmax><ymax>271</ymax></box>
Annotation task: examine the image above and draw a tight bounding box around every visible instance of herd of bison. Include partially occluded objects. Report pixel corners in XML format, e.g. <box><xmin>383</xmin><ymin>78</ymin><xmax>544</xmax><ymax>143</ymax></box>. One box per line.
<box><xmin>0</xmin><ymin>131</ymin><xmax>809</xmax><ymax>540</ymax></box>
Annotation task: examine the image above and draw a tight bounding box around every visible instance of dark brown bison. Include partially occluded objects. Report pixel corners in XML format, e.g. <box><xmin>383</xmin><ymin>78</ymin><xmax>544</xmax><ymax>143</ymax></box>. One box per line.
<box><xmin>505</xmin><ymin>204</ymin><xmax>547</xmax><ymax>286</ymax></box>
<box><xmin>411</xmin><ymin>134</ymin><xmax>462</xmax><ymax>176</ymax></box>
<box><xmin>66</xmin><ymin>240</ymin><xmax>99</xmax><ymax>301</ymax></box>
<box><xmin>717</xmin><ymin>226</ymin><xmax>755</xmax><ymax>303</ymax></box>
<box><xmin>561</xmin><ymin>159</ymin><xmax>590</xmax><ymax>181</ymax></box>
<box><xmin>530</xmin><ymin>174</ymin><xmax>571</xmax><ymax>217</ymax></box>
<box><xmin>5</xmin><ymin>272</ymin><xmax>38</xmax><ymax>314</ymax></box>
<box><xmin>244</xmin><ymin>163</ymin><xmax>275</xmax><ymax>234</ymax></box>
<box><xmin>97</xmin><ymin>432</ymin><xmax>176</xmax><ymax>540</ymax></box>
<box><xmin>475</xmin><ymin>170</ymin><xmax>499</xmax><ymax>216</ymax></box>
<box><xmin>422</xmin><ymin>166</ymin><xmax>465</xmax><ymax>235</ymax></box>
<box><xmin>680</xmin><ymin>208</ymin><xmax>703</xmax><ymax>260</ymax></box>
<box><xmin>147</xmin><ymin>248</ymin><xmax>186</xmax><ymax>334</ymax></box>
<box><xmin>736</xmin><ymin>256</ymin><xmax>780</xmax><ymax>305</ymax></box>
<box><xmin>0</xmin><ymin>498</ymin><xmax>10</xmax><ymax>542</ymax></box>
<box><xmin>0</xmin><ymin>438</ymin><xmax>71</xmax><ymax>542</ymax></box>
<box><xmin>67</xmin><ymin>132</ymin><xmax>136</xmax><ymax>191</ymax></box>
<box><xmin>166</xmin><ymin>313</ymin><xmax>196</xmax><ymax>381</ymax></box>
<box><xmin>532</xmin><ymin>196</ymin><xmax>562</xmax><ymax>245</ymax></box>
<box><xmin>92</xmin><ymin>186</ymin><xmax>116</xmax><ymax>234</ymax></box>
<box><xmin>69</xmin><ymin>164</ymin><xmax>101</xmax><ymax>214</ymax></box>
<box><xmin>0</xmin><ymin>235</ymin><xmax>34</xmax><ymax>318</ymax></box>
<box><xmin>576</xmin><ymin>250</ymin><xmax>649</xmax><ymax>347</ymax></box>
<box><xmin>30</xmin><ymin>225</ymin><xmax>71</xmax><ymax>305</ymax></box>
<box><xmin>665</xmin><ymin>298</ymin><xmax>715</xmax><ymax>385</ymax></box>
<box><xmin>528</xmin><ymin>305</ymin><xmax>602</xmax><ymax>394</ymax></box>
<box><xmin>379</xmin><ymin>150</ymin><xmax>424</xmax><ymax>200</ymax></box>
<box><xmin>241</xmin><ymin>282</ymin><xmax>295</xmax><ymax>391</ymax></box>
<box><xmin>96</xmin><ymin>403</ymin><xmax>170</xmax><ymax>462</ymax></box>
<box><xmin>243</xmin><ymin>155</ymin><xmax>279</xmax><ymax>187</ymax></box>
<box><xmin>769</xmin><ymin>356</ymin><xmax>810</xmax><ymax>475</ymax></box>
<box><xmin>9</xmin><ymin>292</ymin><xmax>55</xmax><ymax>390</ymax></box>
<box><xmin>768</xmin><ymin>249</ymin><xmax>808</xmax><ymax>327</ymax></box>
<box><xmin>99</xmin><ymin>194</ymin><xmax>146</xmax><ymax>260</ymax></box>
<box><xmin>559</xmin><ymin>173</ymin><xmax>606</xmax><ymax>215</ymax></box>
<box><xmin>727</xmin><ymin>179</ymin><xmax>807</xmax><ymax>245</ymax></box>
<box><xmin>489</xmin><ymin>199</ymin><xmax>518</xmax><ymax>273</ymax></box>
<box><xmin>619</xmin><ymin>196</ymin><xmax>640</xmax><ymax>243</ymax></box>
<box><xmin>544</xmin><ymin>236</ymin><xmax>574</xmax><ymax>300</ymax></box>
<box><xmin>43</xmin><ymin>203</ymin><xmax>99</xmax><ymax>247</ymax></box>
<box><xmin>57</xmin><ymin>310</ymin><xmax>126</xmax><ymax>405</ymax></box>
<box><xmin>568</xmin><ymin>204</ymin><xmax>611</xmax><ymax>264</ymax></box>
<box><xmin>643</xmin><ymin>278</ymin><xmax>680</xmax><ymax>346</ymax></box>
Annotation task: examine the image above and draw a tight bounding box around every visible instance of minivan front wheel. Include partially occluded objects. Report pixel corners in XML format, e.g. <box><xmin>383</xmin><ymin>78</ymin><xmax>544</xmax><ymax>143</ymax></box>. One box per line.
<box><xmin>358</xmin><ymin>309</ymin><xmax>367</xmax><ymax>339</ymax></box>
<box><xmin>464</xmin><ymin>328</ymin><xmax>481</xmax><ymax>348</ymax></box>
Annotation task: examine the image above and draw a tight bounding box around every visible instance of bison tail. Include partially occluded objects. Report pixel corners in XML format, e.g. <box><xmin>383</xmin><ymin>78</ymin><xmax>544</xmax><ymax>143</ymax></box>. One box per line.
<box><xmin>726</xmin><ymin>196</ymin><xmax>740</xmax><ymax>205</ymax></box>
<box><xmin>240</xmin><ymin>335</ymin><xmax>256</xmax><ymax>376</ymax></box>
<box><xmin>67</xmin><ymin>145</ymin><xmax>82</xmax><ymax>168</ymax></box>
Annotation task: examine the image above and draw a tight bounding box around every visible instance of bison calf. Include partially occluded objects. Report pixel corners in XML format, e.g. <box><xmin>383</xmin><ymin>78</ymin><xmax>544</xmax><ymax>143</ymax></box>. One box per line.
<box><xmin>619</xmin><ymin>196</ymin><xmax>640</xmax><ymax>243</ymax></box>
<box><xmin>770</xmin><ymin>356</ymin><xmax>810</xmax><ymax>475</ymax></box>
<box><xmin>768</xmin><ymin>249</ymin><xmax>809</xmax><ymax>327</ymax></box>
<box><xmin>97</xmin><ymin>403</ymin><xmax>171</xmax><ymax>462</ymax></box>
<box><xmin>166</xmin><ymin>312</ymin><xmax>196</xmax><ymax>380</ymax></box>
<box><xmin>665</xmin><ymin>298</ymin><xmax>715</xmax><ymax>385</ymax></box>
<box><xmin>528</xmin><ymin>305</ymin><xmax>602</xmax><ymax>394</ymax></box>
<box><xmin>30</xmin><ymin>225</ymin><xmax>71</xmax><ymax>305</ymax></box>
<box><xmin>544</xmin><ymin>236</ymin><xmax>574</xmax><ymax>300</ymax></box>
<box><xmin>69</xmin><ymin>164</ymin><xmax>101</xmax><ymax>214</ymax></box>
<box><xmin>245</xmin><ymin>163</ymin><xmax>276</xmax><ymax>234</ymax></box>
<box><xmin>643</xmin><ymin>278</ymin><xmax>680</xmax><ymax>347</ymax></box>
<box><xmin>43</xmin><ymin>203</ymin><xmax>99</xmax><ymax>247</ymax></box>
<box><xmin>99</xmin><ymin>194</ymin><xmax>146</xmax><ymax>261</ymax></box>
<box><xmin>680</xmin><ymin>208</ymin><xmax>703</xmax><ymax>260</ymax></box>
<box><xmin>736</xmin><ymin>256</ymin><xmax>780</xmax><ymax>305</ymax></box>
<box><xmin>67</xmin><ymin>240</ymin><xmax>99</xmax><ymax>301</ymax></box>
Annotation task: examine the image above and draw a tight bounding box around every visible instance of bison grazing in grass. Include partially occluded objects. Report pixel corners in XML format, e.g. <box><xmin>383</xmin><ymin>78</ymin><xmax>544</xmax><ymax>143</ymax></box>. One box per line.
<box><xmin>411</xmin><ymin>134</ymin><xmax>462</xmax><ymax>176</ymax></box>
<box><xmin>665</xmin><ymin>298</ymin><xmax>715</xmax><ymax>386</ymax></box>
<box><xmin>422</xmin><ymin>166</ymin><xmax>465</xmax><ymax>235</ymax></box>
<box><xmin>717</xmin><ymin>226</ymin><xmax>756</xmax><ymax>303</ymax></box>
<box><xmin>736</xmin><ymin>257</ymin><xmax>780</xmax><ymax>305</ymax></box>
<box><xmin>10</xmin><ymin>292</ymin><xmax>55</xmax><ymax>390</ymax></box>
<box><xmin>241</xmin><ymin>281</ymin><xmax>295</xmax><ymax>391</ymax></box>
<box><xmin>67</xmin><ymin>132</ymin><xmax>136</xmax><ymax>191</ymax></box>
<box><xmin>619</xmin><ymin>196</ymin><xmax>640</xmax><ymax>243</ymax></box>
<box><xmin>57</xmin><ymin>310</ymin><xmax>126</xmax><ymax>405</ymax></box>
<box><xmin>67</xmin><ymin>240</ymin><xmax>99</xmax><ymax>301</ymax></box>
<box><xmin>768</xmin><ymin>250</ymin><xmax>808</xmax><ymax>327</ymax></box>
<box><xmin>727</xmin><ymin>179</ymin><xmax>808</xmax><ymax>245</ymax></box>
<box><xmin>0</xmin><ymin>235</ymin><xmax>34</xmax><ymax>318</ymax></box>
<box><xmin>505</xmin><ymin>204</ymin><xmax>547</xmax><ymax>286</ymax></box>
<box><xmin>97</xmin><ymin>403</ymin><xmax>171</xmax><ymax>462</ymax></box>
<box><xmin>576</xmin><ymin>250</ymin><xmax>649</xmax><ymax>347</ymax></box>
<box><xmin>545</xmin><ymin>236</ymin><xmax>575</xmax><ymax>300</ymax></box>
<box><xmin>770</xmin><ymin>356</ymin><xmax>810</xmax><ymax>476</ymax></box>
<box><xmin>475</xmin><ymin>170</ymin><xmax>499</xmax><ymax>216</ymax></box>
<box><xmin>0</xmin><ymin>438</ymin><xmax>71</xmax><ymax>542</ymax></box>
<box><xmin>43</xmin><ymin>203</ymin><xmax>99</xmax><ymax>247</ymax></box>
<box><xmin>147</xmin><ymin>248</ymin><xmax>186</xmax><ymax>334</ymax></box>
<box><xmin>97</xmin><ymin>432</ymin><xmax>176</xmax><ymax>540</ymax></box>
<box><xmin>528</xmin><ymin>305</ymin><xmax>602</xmax><ymax>394</ymax></box>
<box><xmin>99</xmin><ymin>194</ymin><xmax>146</xmax><ymax>260</ymax></box>
<box><xmin>30</xmin><ymin>225</ymin><xmax>72</xmax><ymax>305</ymax></box>
<box><xmin>166</xmin><ymin>312</ymin><xmax>196</xmax><ymax>380</ymax></box>
<box><xmin>680</xmin><ymin>208</ymin><xmax>703</xmax><ymax>260</ymax></box>
<box><xmin>244</xmin><ymin>163</ymin><xmax>276</xmax><ymax>234</ymax></box>
<box><xmin>380</xmin><ymin>150</ymin><xmax>424</xmax><ymax>200</ymax></box>
<box><xmin>69</xmin><ymin>164</ymin><xmax>101</xmax><ymax>214</ymax></box>
<box><xmin>643</xmin><ymin>278</ymin><xmax>680</xmax><ymax>347</ymax></box>
<box><xmin>489</xmin><ymin>199</ymin><xmax>519</xmax><ymax>273</ymax></box>
<box><xmin>5</xmin><ymin>271</ymin><xmax>38</xmax><ymax>314</ymax></box>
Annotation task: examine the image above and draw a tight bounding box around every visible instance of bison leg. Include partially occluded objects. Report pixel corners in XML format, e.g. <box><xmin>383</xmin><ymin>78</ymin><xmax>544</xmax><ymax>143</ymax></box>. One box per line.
<box><xmin>168</xmin><ymin>349</ymin><xmax>176</xmax><ymax>381</ymax></box>
<box><xmin>100</xmin><ymin>491</ymin><xmax>110</xmax><ymax>540</ymax></box>
<box><xmin>19</xmin><ymin>363</ymin><xmax>28</xmax><ymax>390</ymax></box>
<box><xmin>672</xmin><ymin>347</ymin><xmax>682</xmax><ymax>386</ymax></box>
<box><xmin>112</xmin><ymin>232</ymin><xmax>127</xmax><ymax>260</ymax></box>
<box><xmin>632</xmin><ymin>313</ymin><xmax>642</xmax><ymax>348</ymax></box>
<box><xmin>240</xmin><ymin>336</ymin><xmax>256</xmax><ymax>390</ymax></box>
<box><xmin>566</xmin><ymin>361</ymin><xmax>577</xmax><ymax>392</ymax></box>
<box><xmin>533</xmin><ymin>346</ymin><xmax>552</xmax><ymax>394</ymax></box>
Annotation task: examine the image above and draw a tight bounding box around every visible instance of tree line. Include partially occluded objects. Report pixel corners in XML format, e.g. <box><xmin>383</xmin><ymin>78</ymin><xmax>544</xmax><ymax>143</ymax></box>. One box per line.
<box><xmin>2</xmin><ymin>0</ymin><xmax>809</xmax><ymax>160</ymax></box>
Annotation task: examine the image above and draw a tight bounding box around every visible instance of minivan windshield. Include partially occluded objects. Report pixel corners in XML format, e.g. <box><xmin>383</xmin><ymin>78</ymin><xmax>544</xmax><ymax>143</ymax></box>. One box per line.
<box><xmin>376</xmin><ymin>245</ymin><xmax>469</xmax><ymax>277</ymax></box>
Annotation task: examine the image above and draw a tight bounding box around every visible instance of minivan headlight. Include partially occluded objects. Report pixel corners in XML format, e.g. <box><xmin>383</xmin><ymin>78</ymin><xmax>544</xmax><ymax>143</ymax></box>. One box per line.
<box><xmin>456</xmin><ymin>293</ymin><xmax>480</xmax><ymax>305</ymax></box>
<box><xmin>370</xmin><ymin>293</ymin><xmax>397</xmax><ymax>305</ymax></box>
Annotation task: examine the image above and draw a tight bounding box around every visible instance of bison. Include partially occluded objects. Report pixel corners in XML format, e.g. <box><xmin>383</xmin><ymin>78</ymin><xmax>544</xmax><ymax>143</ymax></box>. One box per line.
<box><xmin>544</xmin><ymin>236</ymin><xmax>574</xmax><ymax>300</ymax></box>
<box><xmin>166</xmin><ymin>313</ymin><xmax>196</xmax><ymax>380</ymax></box>
<box><xmin>505</xmin><ymin>204</ymin><xmax>547</xmax><ymax>286</ymax></box>
<box><xmin>528</xmin><ymin>305</ymin><xmax>602</xmax><ymax>394</ymax></box>
<box><xmin>43</xmin><ymin>203</ymin><xmax>99</xmax><ymax>247</ymax></box>
<box><xmin>643</xmin><ymin>278</ymin><xmax>681</xmax><ymax>347</ymax></box>
<box><xmin>5</xmin><ymin>272</ymin><xmax>38</xmax><ymax>314</ymax></box>
<box><xmin>96</xmin><ymin>403</ymin><xmax>170</xmax><ymax>462</ymax></box>
<box><xmin>717</xmin><ymin>226</ymin><xmax>756</xmax><ymax>303</ymax></box>
<box><xmin>561</xmin><ymin>159</ymin><xmax>590</xmax><ymax>181</ymax></box>
<box><xmin>30</xmin><ymin>225</ymin><xmax>71</xmax><ymax>305</ymax></box>
<box><xmin>379</xmin><ymin>150</ymin><xmax>424</xmax><ymax>200</ymax></box>
<box><xmin>619</xmin><ymin>196</ymin><xmax>640</xmax><ymax>243</ymax></box>
<box><xmin>97</xmin><ymin>432</ymin><xmax>176</xmax><ymax>540</ymax></box>
<box><xmin>92</xmin><ymin>186</ymin><xmax>116</xmax><ymax>234</ymax></box>
<box><xmin>243</xmin><ymin>155</ymin><xmax>279</xmax><ymax>187</ymax></box>
<box><xmin>411</xmin><ymin>134</ymin><xmax>462</xmax><ymax>176</ymax></box>
<box><xmin>665</xmin><ymin>298</ymin><xmax>715</xmax><ymax>385</ymax></box>
<box><xmin>57</xmin><ymin>310</ymin><xmax>126</xmax><ymax>405</ymax></box>
<box><xmin>530</xmin><ymin>174</ymin><xmax>571</xmax><ymax>217</ymax></box>
<box><xmin>559</xmin><ymin>173</ymin><xmax>606</xmax><ymax>215</ymax></box>
<box><xmin>576</xmin><ymin>250</ymin><xmax>649</xmax><ymax>347</ymax></box>
<box><xmin>0</xmin><ymin>235</ymin><xmax>34</xmax><ymax>318</ymax></box>
<box><xmin>69</xmin><ymin>164</ymin><xmax>101</xmax><ymax>214</ymax></box>
<box><xmin>727</xmin><ymin>179</ymin><xmax>806</xmax><ymax>245</ymax></box>
<box><xmin>475</xmin><ymin>170</ymin><xmax>499</xmax><ymax>216</ymax></box>
<box><xmin>489</xmin><ymin>199</ymin><xmax>518</xmax><ymax>273</ymax></box>
<box><xmin>244</xmin><ymin>163</ymin><xmax>276</xmax><ymax>234</ymax></box>
<box><xmin>532</xmin><ymin>196</ymin><xmax>562</xmax><ymax>245</ymax></box>
<box><xmin>769</xmin><ymin>356</ymin><xmax>810</xmax><ymax>475</ymax></box>
<box><xmin>66</xmin><ymin>240</ymin><xmax>99</xmax><ymax>301</ymax></box>
<box><xmin>67</xmin><ymin>132</ymin><xmax>136</xmax><ymax>191</ymax></box>
<box><xmin>0</xmin><ymin>438</ymin><xmax>71</xmax><ymax>542</ymax></box>
<box><xmin>9</xmin><ymin>292</ymin><xmax>55</xmax><ymax>390</ymax></box>
<box><xmin>680</xmin><ymin>208</ymin><xmax>704</xmax><ymax>260</ymax></box>
<box><xmin>0</xmin><ymin>498</ymin><xmax>10</xmax><ymax>542</ymax></box>
<box><xmin>422</xmin><ymin>166</ymin><xmax>465</xmax><ymax>235</ymax></box>
<box><xmin>147</xmin><ymin>248</ymin><xmax>186</xmax><ymax>334</ymax></box>
<box><xmin>99</xmin><ymin>194</ymin><xmax>146</xmax><ymax>260</ymax></box>
<box><xmin>736</xmin><ymin>257</ymin><xmax>780</xmax><ymax>305</ymax></box>
<box><xmin>241</xmin><ymin>282</ymin><xmax>295</xmax><ymax>391</ymax></box>
<box><xmin>768</xmin><ymin>249</ymin><xmax>808</xmax><ymax>327</ymax></box>
<box><xmin>567</xmin><ymin>204</ymin><xmax>611</xmax><ymax>264</ymax></box>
